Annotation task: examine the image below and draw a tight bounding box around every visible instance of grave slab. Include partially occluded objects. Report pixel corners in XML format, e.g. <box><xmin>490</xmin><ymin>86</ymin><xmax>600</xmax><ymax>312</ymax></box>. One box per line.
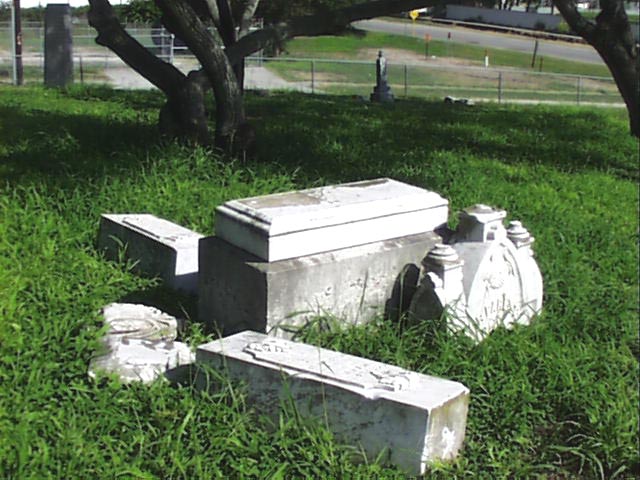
<box><xmin>98</xmin><ymin>214</ymin><xmax>203</xmax><ymax>293</ymax></box>
<box><xmin>199</xmin><ymin>231</ymin><xmax>441</xmax><ymax>337</ymax></box>
<box><xmin>196</xmin><ymin>331</ymin><xmax>470</xmax><ymax>476</ymax></box>
<box><xmin>215</xmin><ymin>178</ymin><xmax>448</xmax><ymax>262</ymax></box>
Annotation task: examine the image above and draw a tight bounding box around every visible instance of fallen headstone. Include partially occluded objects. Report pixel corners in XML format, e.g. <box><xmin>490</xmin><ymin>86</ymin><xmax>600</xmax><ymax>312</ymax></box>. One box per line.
<box><xmin>98</xmin><ymin>214</ymin><xmax>202</xmax><ymax>294</ymax></box>
<box><xmin>89</xmin><ymin>303</ymin><xmax>194</xmax><ymax>383</ymax></box>
<box><xmin>410</xmin><ymin>204</ymin><xmax>543</xmax><ymax>340</ymax></box>
<box><xmin>200</xmin><ymin>178</ymin><xmax>447</xmax><ymax>337</ymax></box>
<box><xmin>444</xmin><ymin>96</ymin><xmax>475</xmax><ymax>106</ymax></box>
<box><xmin>196</xmin><ymin>331</ymin><xmax>470</xmax><ymax>475</ymax></box>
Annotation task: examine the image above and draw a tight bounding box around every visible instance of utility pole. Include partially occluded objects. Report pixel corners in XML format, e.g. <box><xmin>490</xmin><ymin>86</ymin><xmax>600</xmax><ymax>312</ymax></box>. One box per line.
<box><xmin>13</xmin><ymin>0</ymin><xmax>24</xmax><ymax>85</ymax></box>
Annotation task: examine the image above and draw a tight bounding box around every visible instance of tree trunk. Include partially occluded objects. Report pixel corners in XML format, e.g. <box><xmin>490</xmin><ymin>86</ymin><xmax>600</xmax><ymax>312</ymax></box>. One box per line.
<box><xmin>554</xmin><ymin>0</ymin><xmax>639</xmax><ymax>138</ymax></box>
<box><xmin>159</xmin><ymin>71</ymin><xmax>211</xmax><ymax>144</ymax></box>
<box><xmin>88</xmin><ymin>0</ymin><xmax>212</xmax><ymax>143</ymax></box>
<box><xmin>156</xmin><ymin>0</ymin><xmax>246</xmax><ymax>151</ymax></box>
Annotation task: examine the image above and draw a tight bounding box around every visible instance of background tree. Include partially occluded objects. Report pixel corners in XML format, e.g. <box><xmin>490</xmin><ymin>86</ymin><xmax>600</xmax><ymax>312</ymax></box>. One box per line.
<box><xmin>553</xmin><ymin>0</ymin><xmax>638</xmax><ymax>138</ymax></box>
<box><xmin>87</xmin><ymin>0</ymin><xmax>433</xmax><ymax>152</ymax></box>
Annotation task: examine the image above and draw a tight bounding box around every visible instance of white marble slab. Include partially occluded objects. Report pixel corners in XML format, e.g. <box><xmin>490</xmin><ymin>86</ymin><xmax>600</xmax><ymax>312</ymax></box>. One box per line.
<box><xmin>98</xmin><ymin>214</ymin><xmax>203</xmax><ymax>293</ymax></box>
<box><xmin>197</xmin><ymin>331</ymin><xmax>469</xmax><ymax>475</ymax></box>
<box><xmin>215</xmin><ymin>178</ymin><xmax>448</xmax><ymax>261</ymax></box>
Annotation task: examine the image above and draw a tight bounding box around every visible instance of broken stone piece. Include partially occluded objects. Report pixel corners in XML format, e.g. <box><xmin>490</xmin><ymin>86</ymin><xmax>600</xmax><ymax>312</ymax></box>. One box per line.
<box><xmin>89</xmin><ymin>303</ymin><xmax>194</xmax><ymax>383</ymax></box>
<box><xmin>89</xmin><ymin>338</ymin><xmax>194</xmax><ymax>384</ymax></box>
<box><xmin>101</xmin><ymin>303</ymin><xmax>178</xmax><ymax>342</ymax></box>
<box><xmin>196</xmin><ymin>331</ymin><xmax>470</xmax><ymax>476</ymax></box>
<box><xmin>98</xmin><ymin>214</ymin><xmax>203</xmax><ymax>293</ymax></box>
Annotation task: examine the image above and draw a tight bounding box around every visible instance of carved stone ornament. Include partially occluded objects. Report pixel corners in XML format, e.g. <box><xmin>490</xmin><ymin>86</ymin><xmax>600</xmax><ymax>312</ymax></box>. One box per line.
<box><xmin>410</xmin><ymin>205</ymin><xmax>543</xmax><ymax>341</ymax></box>
<box><xmin>89</xmin><ymin>303</ymin><xmax>194</xmax><ymax>383</ymax></box>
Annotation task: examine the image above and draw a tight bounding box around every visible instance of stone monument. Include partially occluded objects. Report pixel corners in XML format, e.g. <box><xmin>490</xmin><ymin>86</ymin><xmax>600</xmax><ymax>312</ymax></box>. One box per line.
<box><xmin>199</xmin><ymin>178</ymin><xmax>447</xmax><ymax>337</ymax></box>
<box><xmin>370</xmin><ymin>50</ymin><xmax>394</xmax><ymax>103</ymax></box>
<box><xmin>409</xmin><ymin>204</ymin><xmax>543</xmax><ymax>341</ymax></box>
<box><xmin>44</xmin><ymin>4</ymin><xmax>73</xmax><ymax>87</ymax></box>
<box><xmin>196</xmin><ymin>331</ymin><xmax>470</xmax><ymax>476</ymax></box>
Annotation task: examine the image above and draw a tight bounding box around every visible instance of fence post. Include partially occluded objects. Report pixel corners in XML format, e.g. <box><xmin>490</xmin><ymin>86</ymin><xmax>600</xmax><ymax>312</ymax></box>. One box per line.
<box><xmin>10</xmin><ymin>3</ymin><xmax>17</xmax><ymax>85</ymax></box>
<box><xmin>404</xmin><ymin>64</ymin><xmax>408</xmax><ymax>98</ymax></box>
<box><xmin>79</xmin><ymin>56</ymin><xmax>84</xmax><ymax>84</ymax></box>
<box><xmin>311</xmin><ymin>60</ymin><xmax>315</xmax><ymax>94</ymax></box>
<box><xmin>169</xmin><ymin>34</ymin><xmax>175</xmax><ymax>64</ymax></box>
<box><xmin>576</xmin><ymin>76</ymin><xmax>582</xmax><ymax>105</ymax></box>
<box><xmin>498</xmin><ymin>72</ymin><xmax>503</xmax><ymax>104</ymax></box>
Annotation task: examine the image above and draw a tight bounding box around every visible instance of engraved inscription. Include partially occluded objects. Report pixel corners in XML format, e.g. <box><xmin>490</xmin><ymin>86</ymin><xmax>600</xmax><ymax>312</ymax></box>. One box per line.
<box><xmin>475</xmin><ymin>249</ymin><xmax>523</xmax><ymax>329</ymax></box>
<box><xmin>245</xmin><ymin>343</ymin><xmax>415</xmax><ymax>393</ymax></box>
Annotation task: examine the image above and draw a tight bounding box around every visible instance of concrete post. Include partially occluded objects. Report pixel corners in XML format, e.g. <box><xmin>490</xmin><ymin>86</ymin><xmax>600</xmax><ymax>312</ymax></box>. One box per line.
<box><xmin>44</xmin><ymin>4</ymin><xmax>73</xmax><ymax>87</ymax></box>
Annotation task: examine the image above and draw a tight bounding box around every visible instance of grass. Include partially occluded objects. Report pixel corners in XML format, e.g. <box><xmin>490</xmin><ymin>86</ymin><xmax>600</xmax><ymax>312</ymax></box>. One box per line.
<box><xmin>279</xmin><ymin>31</ymin><xmax>612</xmax><ymax>77</ymax></box>
<box><xmin>0</xmin><ymin>85</ymin><xmax>638</xmax><ymax>478</ymax></box>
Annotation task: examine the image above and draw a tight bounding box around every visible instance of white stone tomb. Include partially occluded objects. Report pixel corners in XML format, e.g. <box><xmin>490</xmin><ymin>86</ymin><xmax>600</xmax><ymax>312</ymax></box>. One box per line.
<box><xmin>98</xmin><ymin>214</ymin><xmax>203</xmax><ymax>293</ymax></box>
<box><xmin>215</xmin><ymin>178</ymin><xmax>448</xmax><ymax>262</ymax></box>
<box><xmin>200</xmin><ymin>178</ymin><xmax>447</xmax><ymax>337</ymax></box>
<box><xmin>196</xmin><ymin>331</ymin><xmax>470</xmax><ymax>475</ymax></box>
<box><xmin>409</xmin><ymin>205</ymin><xmax>543</xmax><ymax>341</ymax></box>
<box><xmin>89</xmin><ymin>303</ymin><xmax>194</xmax><ymax>383</ymax></box>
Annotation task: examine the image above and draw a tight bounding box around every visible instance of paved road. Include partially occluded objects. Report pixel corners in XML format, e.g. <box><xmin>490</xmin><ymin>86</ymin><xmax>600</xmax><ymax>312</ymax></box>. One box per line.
<box><xmin>353</xmin><ymin>19</ymin><xmax>603</xmax><ymax>65</ymax></box>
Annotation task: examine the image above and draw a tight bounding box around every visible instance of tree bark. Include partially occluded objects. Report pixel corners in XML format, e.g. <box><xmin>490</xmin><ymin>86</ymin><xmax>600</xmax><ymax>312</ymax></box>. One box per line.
<box><xmin>554</xmin><ymin>0</ymin><xmax>639</xmax><ymax>138</ymax></box>
<box><xmin>88</xmin><ymin>0</ymin><xmax>212</xmax><ymax>143</ymax></box>
<box><xmin>156</xmin><ymin>0</ymin><xmax>246</xmax><ymax>151</ymax></box>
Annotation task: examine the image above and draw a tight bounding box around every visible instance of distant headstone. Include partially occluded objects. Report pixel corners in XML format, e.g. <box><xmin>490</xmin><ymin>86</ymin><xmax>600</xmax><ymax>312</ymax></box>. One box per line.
<box><xmin>410</xmin><ymin>204</ymin><xmax>543</xmax><ymax>341</ymax></box>
<box><xmin>196</xmin><ymin>331</ymin><xmax>470</xmax><ymax>476</ymax></box>
<box><xmin>44</xmin><ymin>4</ymin><xmax>73</xmax><ymax>87</ymax></box>
<box><xmin>89</xmin><ymin>303</ymin><xmax>194</xmax><ymax>383</ymax></box>
<box><xmin>370</xmin><ymin>50</ymin><xmax>394</xmax><ymax>103</ymax></box>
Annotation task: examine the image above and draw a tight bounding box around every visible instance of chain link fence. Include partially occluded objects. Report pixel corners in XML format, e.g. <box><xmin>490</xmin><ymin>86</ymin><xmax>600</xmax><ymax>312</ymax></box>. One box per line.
<box><xmin>0</xmin><ymin>23</ymin><xmax>622</xmax><ymax>107</ymax></box>
<box><xmin>251</xmin><ymin>57</ymin><xmax>621</xmax><ymax>106</ymax></box>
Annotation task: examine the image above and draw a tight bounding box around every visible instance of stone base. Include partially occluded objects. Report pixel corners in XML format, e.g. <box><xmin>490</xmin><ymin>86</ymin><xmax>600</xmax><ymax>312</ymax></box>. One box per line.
<box><xmin>370</xmin><ymin>84</ymin><xmax>394</xmax><ymax>103</ymax></box>
<box><xmin>198</xmin><ymin>232</ymin><xmax>440</xmax><ymax>337</ymax></box>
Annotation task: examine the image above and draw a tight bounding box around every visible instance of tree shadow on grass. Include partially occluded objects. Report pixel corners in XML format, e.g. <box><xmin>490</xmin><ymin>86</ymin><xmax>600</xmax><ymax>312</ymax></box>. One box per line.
<box><xmin>251</xmin><ymin>93</ymin><xmax>638</xmax><ymax>182</ymax></box>
<box><xmin>0</xmin><ymin>95</ymin><xmax>161</xmax><ymax>183</ymax></box>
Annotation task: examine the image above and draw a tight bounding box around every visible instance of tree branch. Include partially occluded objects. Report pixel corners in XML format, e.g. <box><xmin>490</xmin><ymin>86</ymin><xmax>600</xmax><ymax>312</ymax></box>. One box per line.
<box><xmin>226</xmin><ymin>0</ymin><xmax>435</xmax><ymax>64</ymax></box>
<box><xmin>238</xmin><ymin>0</ymin><xmax>260</xmax><ymax>38</ymax></box>
<box><xmin>87</xmin><ymin>0</ymin><xmax>185</xmax><ymax>95</ymax></box>
<box><xmin>552</xmin><ymin>0</ymin><xmax>596</xmax><ymax>40</ymax></box>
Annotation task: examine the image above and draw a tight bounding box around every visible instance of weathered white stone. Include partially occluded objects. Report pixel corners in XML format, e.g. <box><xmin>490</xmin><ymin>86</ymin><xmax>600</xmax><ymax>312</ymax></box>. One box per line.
<box><xmin>101</xmin><ymin>303</ymin><xmax>178</xmax><ymax>341</ymax></box>
<box><xmin>196</xmin><ymin>331</ymin><xmax>470</xmax><ymax>475</ymax></box>
<box><xmin>89</xmin><ymin>303</ymin><xmax>194</xmax><ymax>383</ymax></box>
<box><xmin>410</xmin><ymin>205</ymin><xmax>543</xmax><ymax>340</ymax></box>
<box><xmin>199</xmin><ymin>231</ymin><xmax>441</xmax><ymax>338</ymax></box>
<box><xmin>215</xmin><ymin>178</ymin><xmax>448</xmax><ymax>262</ymax></box>
<box><xmin>98</xmin><ymin>214</ymin><xmax>203</xmax><ymax>293</ymax></box>
<box><xmin>89</xmin><ymin>338</ymin><xmax>194</xmax><ymax>384</ymax></box>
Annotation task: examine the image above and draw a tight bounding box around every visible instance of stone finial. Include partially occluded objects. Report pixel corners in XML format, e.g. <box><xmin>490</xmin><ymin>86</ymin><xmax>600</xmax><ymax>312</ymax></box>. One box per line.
<box><xmin>507</xmin><ymin>220</ymin><xmax>534</xmax><ymax>250</ymax></box>
<box><xmin>456</xmin><ymin>204</ymin><xmax>507</xmax><ymax>243</ymax></box>
<box><xmin>422</xmin><ymin>244</ymin><xmax>464</xmax><ymax>300</ymax></box>
<box><xmin>423</xmin><ymin>243</ymin><xmax>460</xmax><ymax>267</ymax></box>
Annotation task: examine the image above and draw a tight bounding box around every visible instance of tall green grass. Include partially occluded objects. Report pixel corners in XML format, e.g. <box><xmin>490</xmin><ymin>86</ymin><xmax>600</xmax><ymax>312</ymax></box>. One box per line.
<box><xmin>0</xmin><ymin>85</ymin><xmax>638</xmax><ymax>478</ymax></box>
